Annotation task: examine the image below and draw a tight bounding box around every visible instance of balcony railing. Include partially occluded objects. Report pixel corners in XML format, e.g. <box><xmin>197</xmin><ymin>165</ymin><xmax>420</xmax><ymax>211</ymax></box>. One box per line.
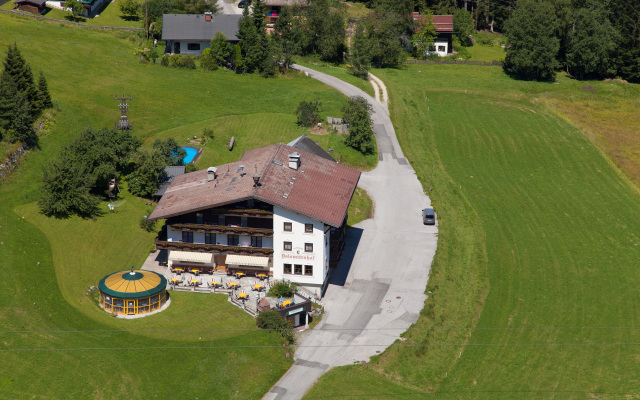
<box><xmin>171</xmin><ymin>223</ymin><xmax>273</xmax><ymax>236</ymax></box>
<box><xmin>220</xmin><ymin>208</ymin><xmax>273</xmax><ymax>217</ymax></box>
<box><xmin>155</xmin><ymin>240</ymin><xmax>274</xmax><ymax>255</ymax></box>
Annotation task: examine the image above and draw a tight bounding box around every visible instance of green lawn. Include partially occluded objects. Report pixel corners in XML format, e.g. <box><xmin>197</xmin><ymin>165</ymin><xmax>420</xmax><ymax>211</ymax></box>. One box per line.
<box><xmin>347</xmin><ymin>187</ymin><xmax>373</xmax><ymax>226</ymax></box>
<box><xmin>306</xmin><ymin>64</ymin><xmax>640</xmax><ymax>397</ymax></box>
<box><xmin>1</xmin><ymin>0</ymin><xmax>144</xmax><ymax>28</ymax></box>
<box><xmin>466</xmin><ymin>43</ymin><xmax>505</xmax><ymax>62</ymax></box>
<box><xmin>0</xmin><ymin>13</ymin><xmax>369</xmax><ymax>399</ymax></box>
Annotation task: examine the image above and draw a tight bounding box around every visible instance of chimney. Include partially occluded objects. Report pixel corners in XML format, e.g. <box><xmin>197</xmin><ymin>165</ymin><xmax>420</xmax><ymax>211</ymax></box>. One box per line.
<box><xmin>207</xmin><ymin>167</ymin><xmax>217</xmax><ymax>181</ymax></box>
<box><xmin>288</xmin><ymin>152</ymin><xmax>300</xmax><ymax>170</ymax></box>
<box><xmin>204</xmin><ymin>11</ymin><xmax>212</xmax><ymax>21</ymax></box>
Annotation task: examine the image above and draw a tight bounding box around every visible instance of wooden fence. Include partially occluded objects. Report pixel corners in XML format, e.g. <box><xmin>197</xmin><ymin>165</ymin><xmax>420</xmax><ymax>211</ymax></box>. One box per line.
<box><xmin>405</xmin><ymin>59</ymin><xmax>503</xmax><ymax>67</ymax></box>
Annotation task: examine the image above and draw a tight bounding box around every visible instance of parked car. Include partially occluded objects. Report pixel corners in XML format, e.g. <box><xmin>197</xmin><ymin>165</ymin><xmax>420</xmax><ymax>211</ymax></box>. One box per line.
<box><xmin>238</xmin><ymin>0</ymin><xmax>245</xmax><ymax>7</ymax></box>
<box><xmin>422</xmin><ymin>208</ymin><xmax>436</xmax><ymax>225</ymax></box>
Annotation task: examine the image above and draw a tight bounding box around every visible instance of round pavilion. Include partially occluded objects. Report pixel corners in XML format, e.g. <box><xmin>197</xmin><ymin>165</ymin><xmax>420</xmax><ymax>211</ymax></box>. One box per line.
<box><xmin>98</xmin><ymin>268</ymin><xmax>168</xmax><ymax>316</ymax></box>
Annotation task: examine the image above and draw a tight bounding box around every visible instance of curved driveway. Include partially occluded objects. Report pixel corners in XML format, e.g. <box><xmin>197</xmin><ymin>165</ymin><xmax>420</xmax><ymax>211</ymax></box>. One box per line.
<box><xmin>264</xmin><ymin>66</ymin><xmax>438</xmax><ymax>399</ymax></box>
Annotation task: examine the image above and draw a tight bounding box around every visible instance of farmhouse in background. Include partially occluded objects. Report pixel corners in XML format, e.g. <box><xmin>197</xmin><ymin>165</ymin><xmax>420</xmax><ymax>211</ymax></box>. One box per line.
<box><xmin>412</xmin><ymin>13</ymin><xmax>454</xmax><ymax>57</ymax></box>
<box><xmin>162</xmin><ymin>12</ymin><xmax>241</xmax><ymax>55</ymax></box>
<box><xmin>148</xmin><ymin>139</ymin><xmax>360</xmax><ymax>294</ymax></box>
<box><xmin>12</xmin><ymin>0</ymin><xmax>46</xmax><ymax>14</ymax></box>
<box><xmin>263</xmin><ymin>0</ymin><xmax>308</xmax><ymax>25</ymax></box>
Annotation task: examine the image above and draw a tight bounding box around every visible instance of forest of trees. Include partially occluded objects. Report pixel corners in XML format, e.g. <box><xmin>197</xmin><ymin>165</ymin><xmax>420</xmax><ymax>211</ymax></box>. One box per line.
<box><xmin>503</xmin><ymin>0</ymin><xmax>640</xmax><ymax>82</ymax></box>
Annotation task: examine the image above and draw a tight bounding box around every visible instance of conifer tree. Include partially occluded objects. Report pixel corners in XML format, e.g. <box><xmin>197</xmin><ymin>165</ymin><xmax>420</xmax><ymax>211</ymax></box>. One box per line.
<box><xmin>273</xmin><ymin>6</ymin><xmax>299</xmax><ymax>71</ymax></box>
<box><xmin>3</xmin><ymin>44</ymin><xmax>38</xmax><ymax>113</ymax></box>
<box><xmin>0</xmin><ymin>70</ymin><xmax>18</xmax><ymax>139</ymax></box>
<box><xmin>8</xmin><ymin>91</ymin><xmax>36</xmax><ymax>145</ymax></box>
<box><xmin>37</xmin><ymin>71</ymin><xmax>53</xmax><ymax>110</ymax></box>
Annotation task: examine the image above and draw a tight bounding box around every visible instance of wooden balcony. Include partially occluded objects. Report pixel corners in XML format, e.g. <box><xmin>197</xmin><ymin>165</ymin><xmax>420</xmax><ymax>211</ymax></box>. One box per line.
<box><xmin>155</xmin><ymin>240</ymin><xmax>274</xmax><ymax>256</ymax></box>
<box><xmin>170</xmin><ymin>223</ymin><xmax>273</xmax><ymax>237</ymax></box>
<box><xmin>220</xmin><ymin>208</ymin><xmax>273</xmax><ymax>218</ymax></box>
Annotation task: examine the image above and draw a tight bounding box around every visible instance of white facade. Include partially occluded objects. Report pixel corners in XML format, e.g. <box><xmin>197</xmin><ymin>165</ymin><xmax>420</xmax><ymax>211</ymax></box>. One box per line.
<box><xmin>168</xmin><ymin>40</ymin><xmax>210</xmax><ymax>55</ymax></box>
<box><xmin>433</xmin><ymin>40</ymin><xmax>448</xmax><ymax>57</ymax></box>
<box><xmin>272</xmin><ymin>206</ymin><xmax>329</xmax><ymax>291</ymax></box>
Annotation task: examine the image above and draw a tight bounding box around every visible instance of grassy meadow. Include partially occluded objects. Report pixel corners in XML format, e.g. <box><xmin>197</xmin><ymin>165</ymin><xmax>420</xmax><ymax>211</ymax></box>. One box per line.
<box><xmin>306</xmin><ymin>64</ymin><xmax>640</xmax><ymax>398</ymax></box>
<box><xmin>0</xmin><ymin>13</ymin><xmax>373</xmax><ymax>399</ymax></box>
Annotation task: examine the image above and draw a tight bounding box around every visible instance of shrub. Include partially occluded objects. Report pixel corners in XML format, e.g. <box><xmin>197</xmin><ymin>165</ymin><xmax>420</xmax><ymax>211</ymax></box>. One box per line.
<box><xmin>160</xmin><ymin>54</ymin><xmax>169</xmax><ymax>67</ymax></box>
<box><xmin>256</xmin><ymin>310</ymin><xmax>295</xmax><ymax>344</ymax></box>
<box><xmin>168</xmin><ymin>54</ymin><xmax>196</xmax><ymax>69</ymax></box>
<box><xmin>200</xmin><ymin>48</ymin><xmax>219</xmax><ymax>71</ymax></box>
<box><xmin>202</xmin><ymin>127</ymin><xmax>214</xmax><ymax>140</ymax></box>
<box><xmin>295</xmin><ymin>99</ymin><xmax>322</xmax><ymax>127</ymax></box>
<box><xmin>139</xmin><ymin>215</ymin><xmax>156</xmax><ymax>232</ymax></box>
<box><xmin>267</xmin><ymin>280</ymin><xmax>296</xmax><ymax>298</ymax></box>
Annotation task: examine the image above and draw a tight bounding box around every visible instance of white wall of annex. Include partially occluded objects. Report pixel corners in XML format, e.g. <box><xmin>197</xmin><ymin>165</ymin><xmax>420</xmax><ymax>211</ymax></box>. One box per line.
<box><xmin>272</xmin><ymin>206</ymin><xmax>327</xmax><ymax>286</ymax></box>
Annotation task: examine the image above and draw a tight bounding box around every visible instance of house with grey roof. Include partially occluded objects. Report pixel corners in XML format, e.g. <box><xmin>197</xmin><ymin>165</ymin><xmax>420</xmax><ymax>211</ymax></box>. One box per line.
<box><xmin>288</xmin><ymin>135</ymin><xmax>336</xmax><ymax>162</ymax></box>
<box><xmin>162</xmin><ymin>12</ymin><xmax>242</xmax><ymax>55</ymax></box>
<box><xmin>154</xmin><ymin>166</ymin><xmax>186</xmax><ymax>201</ymax></box>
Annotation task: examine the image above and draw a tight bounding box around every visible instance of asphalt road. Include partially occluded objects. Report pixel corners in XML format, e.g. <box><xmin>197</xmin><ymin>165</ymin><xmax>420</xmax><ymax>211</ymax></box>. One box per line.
<box><xmin>217</xmin><ymin>0</ymin><xmax>243</xmax><ymax>15</ymax></box>
<box><xmin>263</xmin><ymin>65</ymin><xmax>438</xmax><ymax>400</ymax></box>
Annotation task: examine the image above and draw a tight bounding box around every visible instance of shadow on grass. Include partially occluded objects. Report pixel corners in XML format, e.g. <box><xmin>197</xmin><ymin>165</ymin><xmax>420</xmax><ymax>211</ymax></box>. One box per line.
<box><xmin>327</xmin><ymin>226</ymin><xmax>363</xmax><ymax>289</ymax></box>
<box><xmin>121</xmin><ymin>15</ymin><xmax>140</xmax><ymax>21</ymax></box>
<box><xmin>64</xmin><ymin>15</ymin><xmax>87</xmax><ymax>22</ymax></box>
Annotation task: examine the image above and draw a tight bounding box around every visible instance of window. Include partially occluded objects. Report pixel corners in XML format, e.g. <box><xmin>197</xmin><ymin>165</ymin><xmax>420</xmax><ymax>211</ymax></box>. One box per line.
<box><xmin>294</xmin><ymin>264</ymin><xmax>303</xmax><ymax>275</ymax></box>
<box><xmin>196</xmin><ymin>213</ymin><xmax>204</xmax><ymax>224</ymax></box>
<box><xmin>438</xmin><ymin>45</ymin><xmax>446</xmax><ymax>52</ymax></box>
<box><xmin>283</xmin><ymin>222</ymin><xmax>292</xmax><ymax>232</ymax></box>
<box><xmin>284</xmin><ymin>241</ymin><xmax>292</xmax><ymax>251</ymax></box>
<box><xmin>304</xmin><ymin>265</ymin><xmax>313</xmax><ymax>275</ymax></box>
<box><xmin>305</xmin><ymin>243</ymin><xmax>313</xmax><ymax>253</ymax></box>
<box><xmin>205</xmin><ymin>232</ymin><xmax>216</xmax><ymax>244</ymax></box>
<box><xmin>182</xmin><ymin>231</ymin><xmax>193</xmax><ymax>243</ymax></box>
<box><xmin>251</xmin><ymin>236</ymin><xmax>262</xmax><ymax>248</ymax></box>
<box><xmin>283</xmin><ymin>263</ymin><xmax>292</xmax><ymax>274</ymax></box>
<box><xmin>187</xmin><ymin>42</ymin><xmax>200</xmax><ymax>51</ymax></box>
<box><xmin>305</xmin><ymin>223</ymin><xmax>313</xmax><ymax>233</ymax></box>
<box><xmin>227</xmin><ymin>234</ymin><xmax>239</xmax><ymax>246</ymax></box>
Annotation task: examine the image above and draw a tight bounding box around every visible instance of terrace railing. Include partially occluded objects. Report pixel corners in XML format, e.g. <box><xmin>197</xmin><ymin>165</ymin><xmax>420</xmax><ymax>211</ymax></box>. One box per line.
<box><xmin>405</xmin><ymin>59</ymin><xmax>503</xmax><ymax>67</ymax></box>
<box><xmin>155</xmin><ymin>240</ymin><xmax>274</xmax><ymax>256</ymax></box>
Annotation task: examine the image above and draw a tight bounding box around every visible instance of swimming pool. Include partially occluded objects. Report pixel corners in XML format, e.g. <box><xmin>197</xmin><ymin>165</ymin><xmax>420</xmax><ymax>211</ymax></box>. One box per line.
<box><xmin>181</xmin><ymin>147</ymin><xmax>198</xmax><ymax>164</ymax></box>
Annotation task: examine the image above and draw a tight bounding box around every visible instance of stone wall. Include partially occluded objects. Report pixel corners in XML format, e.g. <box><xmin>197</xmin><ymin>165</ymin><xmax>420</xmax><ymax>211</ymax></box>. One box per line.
<box><xmin>0</xmin><ymin>144</ymin><xmax>27</xmax><ymax>181</ymax></box>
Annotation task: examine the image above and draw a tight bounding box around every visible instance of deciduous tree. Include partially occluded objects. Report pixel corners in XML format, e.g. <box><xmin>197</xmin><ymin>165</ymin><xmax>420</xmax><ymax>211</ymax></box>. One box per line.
<box><xmin>349</xmin><ymin>20</ymin><xmax>372</xmax><ymax>78</ymax></box>
<box><xmin>503</xmin><ymin>0</ymin><xmax>559</xmax><ymax>81</ymax></box>
<box><xmin>567</xmin><ymin>5</ymin><xmax>618</xmax><ymax>79</ymax></box>
<box><xmin>412</xmin><ymin>12</ymin><xmax>437</xmax><ymax>59</ymax></box>
<box><xmin>343</xmin><ymin>97</ymin><xmax>374</xmax><ymax>155</ymax></box>
<box><xmin>128</xmin><ymin>148</ymin><xmax>167</xmax><ymax>198</ymax></box>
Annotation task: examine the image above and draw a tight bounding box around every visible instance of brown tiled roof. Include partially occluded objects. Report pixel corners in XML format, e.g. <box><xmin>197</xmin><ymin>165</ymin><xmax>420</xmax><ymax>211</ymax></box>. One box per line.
<box><xmin>148</xmin><ymin>143</ymin><xmax>360</xmax><ymax>228</ymax></box>
<box><xmin>412</xmin><ymin>13</ymin><xmax>454</xmax><ymax>32</ymax></box>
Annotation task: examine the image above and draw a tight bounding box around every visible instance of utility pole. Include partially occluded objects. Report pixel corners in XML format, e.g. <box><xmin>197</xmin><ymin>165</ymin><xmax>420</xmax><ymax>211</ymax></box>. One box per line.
<box><xmin>475</xmin><ymin>0</ymin><xmax>480</xmax><ymax>32</ymax></box>
<box><xmin>145</xmin><ymin>0</ymin><xmax>149</xmax><ymax>40</ymax></box>
<box><xmin>115</xmin><ymin>95</ymin><xmax>134</xmax><ymax>132</ymax></box>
